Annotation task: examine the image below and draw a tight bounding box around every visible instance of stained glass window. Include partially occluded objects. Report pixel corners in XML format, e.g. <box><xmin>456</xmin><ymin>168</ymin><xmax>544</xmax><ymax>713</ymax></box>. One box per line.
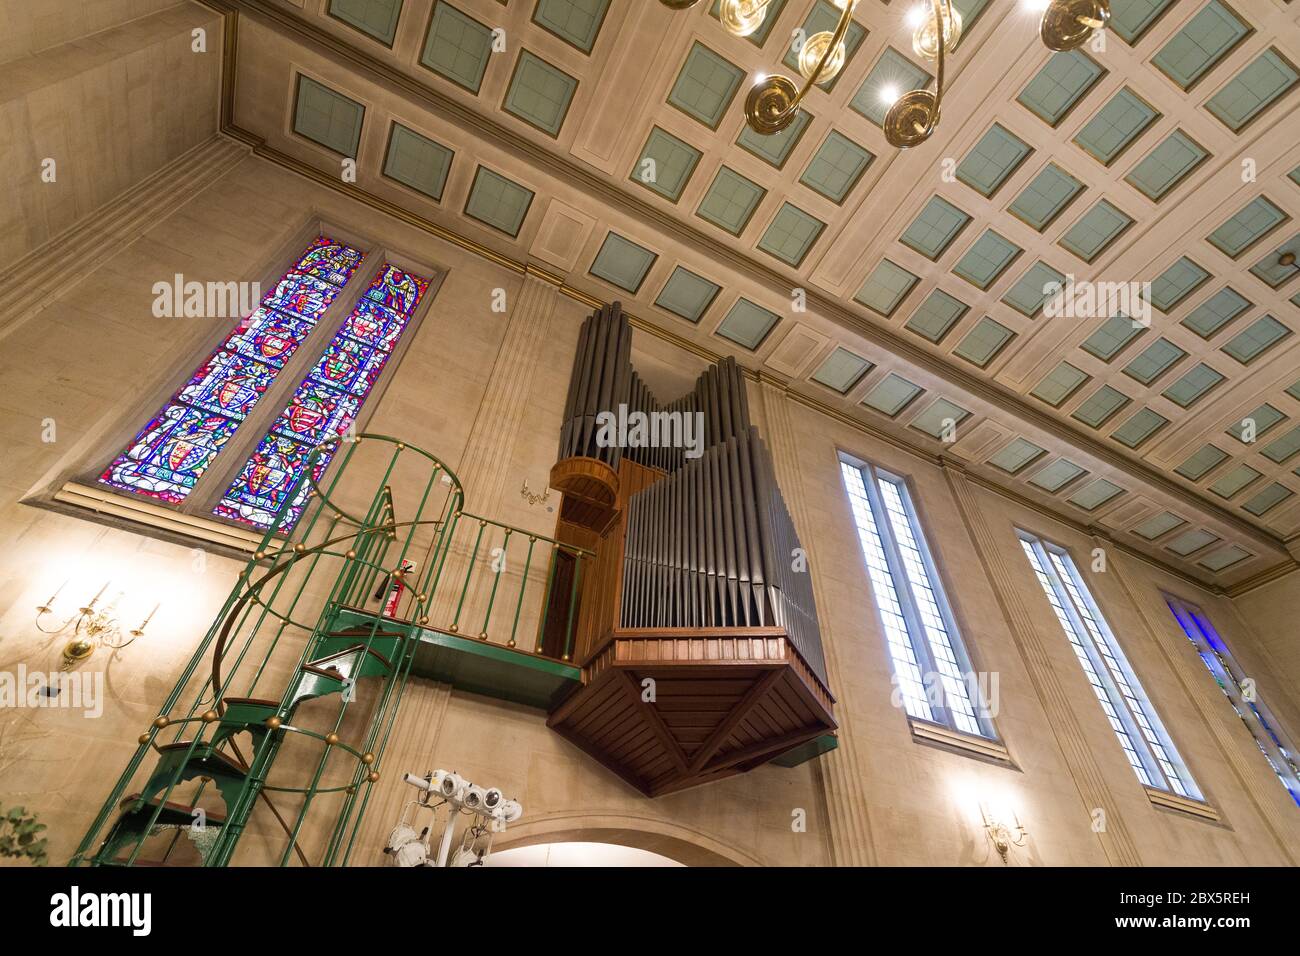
<box><xmin>1166</xmin><ymin>596</ymin><xmax>1300</xmax><ymax>807</ymax></box>
<box><xmin>213</xmin><ymin>264</ymin><xmax>430</xmax><ymax>530</ymax></box>
<box><xmin>1020</xmin><ymin>531</ymin><xmax>1201</xmax><ymax>798</ymax></box>
<box><xmin>98</xmin><ymin>236</ymin><xmax>364</xmax><ymax>503</ymax></box>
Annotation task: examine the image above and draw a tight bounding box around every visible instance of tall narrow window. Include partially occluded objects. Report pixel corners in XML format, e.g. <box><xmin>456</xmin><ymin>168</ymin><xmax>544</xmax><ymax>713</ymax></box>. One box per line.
<box><xmin>1019</xmin><ymin>532</ymin><xmax>1200</xmax><ymax>797</ymax></box>
<box><xmin>94</xmin><ymin>232</ymin><xmax>432</xmax><ymax>536</ymax></box>
<box><xmin>99</xmin><ymin>236</ymin><xmax>364</xmax><ymax>503</ymax></box>
<box><xmin>1166</xmin><ymin>596</ymin><xmax>1300</xmax><ymax>806</ymax></box>
<box><xmin>214</xmin><ymin>264</ymin><xmax>430</xmax><ymax>530</ymax></box>
<box><xmin>840</xmin><ymin>458</ymin><xmax>994</xmax><ymax>738</ymax></box>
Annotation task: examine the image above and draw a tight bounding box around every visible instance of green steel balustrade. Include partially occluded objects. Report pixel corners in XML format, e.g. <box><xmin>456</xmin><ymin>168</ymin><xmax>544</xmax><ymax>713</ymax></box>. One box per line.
<box><xmin>71</xmin><ymin>433</ymin><xmax>590</xmax><ymax>867</ymax></box>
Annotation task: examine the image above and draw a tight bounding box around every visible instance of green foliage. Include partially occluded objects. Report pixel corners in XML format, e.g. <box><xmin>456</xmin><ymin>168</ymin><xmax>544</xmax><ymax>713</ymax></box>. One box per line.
<box><xmin>0</xmin><ymin>805</ymin><xmax>49</xmax><ymax>866</ymax></box>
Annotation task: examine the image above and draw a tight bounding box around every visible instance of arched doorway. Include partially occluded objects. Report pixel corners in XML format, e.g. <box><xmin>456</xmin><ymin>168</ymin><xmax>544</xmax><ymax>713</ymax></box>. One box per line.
<box><xmin>489</xmin><ymin>815</ymin><xmax>761</xmax><ymax>867</ymax></box>
<box><xmin>485</xmin><ymin>843</ymin><xmax>683</xmax><ymax>867</ymax></box>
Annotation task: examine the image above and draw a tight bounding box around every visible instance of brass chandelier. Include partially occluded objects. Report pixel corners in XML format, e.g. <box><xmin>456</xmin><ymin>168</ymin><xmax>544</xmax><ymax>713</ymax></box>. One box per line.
<box><xmin>658</xmin><ymin>0</ymin><xmax>1110</xmax><ymax>148</ymax></box>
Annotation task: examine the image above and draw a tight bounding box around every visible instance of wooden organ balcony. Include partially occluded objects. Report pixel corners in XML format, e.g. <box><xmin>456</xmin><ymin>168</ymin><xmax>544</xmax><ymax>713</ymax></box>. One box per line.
<box><xmin>544</xmin><ymin>304</ymin><xmax>836</xmax><ymax>797</ymax></box>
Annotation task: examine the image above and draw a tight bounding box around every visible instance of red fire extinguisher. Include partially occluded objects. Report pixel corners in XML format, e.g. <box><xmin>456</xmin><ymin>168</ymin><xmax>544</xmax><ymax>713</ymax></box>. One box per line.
<box><xmin>375</xmin><ymin>559</ymin><xmax>417</xmax><ymax>618</ymax></box>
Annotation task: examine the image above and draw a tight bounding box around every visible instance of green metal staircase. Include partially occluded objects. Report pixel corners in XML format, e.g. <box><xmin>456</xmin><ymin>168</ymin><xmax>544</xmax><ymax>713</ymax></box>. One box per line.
<box><xmin>71</xmin><ymin>434</ymin><xmax>591</xmax><ymax>868</ymax></box>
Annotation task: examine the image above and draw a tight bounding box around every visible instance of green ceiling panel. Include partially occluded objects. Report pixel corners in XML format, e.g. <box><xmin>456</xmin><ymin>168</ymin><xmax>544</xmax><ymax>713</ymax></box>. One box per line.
<box><xmin>1162</xmin><ymin>362</ymin><xmax>1224</xmax><ymax>407</ymax></box>
<box><xmin>737</xmin><ymin>108</ymin><xmax>812</xmax><ymax>169</ymax></box>
<box><xmin>1123</xmin><ymin>337</ymin><xmax>1186</xmax><ymax>384</ymax></box>
<box><xmin>1002</xmin><ymin>260</ymin><xmax>1066</xmax><ymax>316</ymax></box>
<box><xmin>953</xmin><ymin>316</ymin><xmax>1014</xmax><ymax>367</ymax></box>
<box><xmin>862</xmin><ymin>373</ymin><xmax>923</xmax><ymax>416</ymax></box>
<box><xmin>1111</xmin><ymin>407</ymin><xmax>1170</xmax><ymax>448</ymax></box>
<box><xmin>1199</xmin><ymin>545</ymin><xmax>1251</xmax><ymax>571</ymax></box>
<box><xmin>852</xmin><ymin>48</ymin><xmax>930</xmax><ymax>126</ymax></box>
<box><xmin>464</xmin><ymin>166</ymin><xmax>535</xmax><ymax>236</ymax></box>
<box><xmin>1073</xmin><ymin>87</ymin><xmax>1159</xmax><ymax>165</ymax></box>
<box><xmin>1248</xmin><ymin>233</ymin><xmax>1300</xmax><ymax>287</ymax></box>
<box><xmin>632</xmin><ymin>126</ymin><xmax>702</xmax><ymax>201</ymax></box>
<box><xmin>1151</xmin><ymin>1</ymin><xmax>1251</xmax><ymax>90</ymax></box>
<box><xmin>1227</xmin><ymin>403</ymin><xmax>1285</xmax><ymax>441</ymax></box>
<box><xmin>1031</xmin><ymin>361</ymin><xmax>1089</xmax><ymax>406</ymax></box>
<box><xmin>1261</xmin><ymin>426</ymin><xmax>1300</xmax><ymax>464</ymax></box>
<box><xmin>1166</xmin><ymin>528</ymin><xmax>1220</xmax><ymax>556</ymax></box>
<box><xmin>697</xmin><ymin>166</ymin><xmax>766</xmax><ymax>235</ymax></box>
<box><xmin>1029</xmin><ymin>459</ymin><xmax>1088</xmax><ymax>493</ymax></box>
<box><xmin>1059</xmin><ymin>199</ymin><xmax>1134</xmax><ymax>261</ymax></box>
<box><xmin>1209</xmin><ymin>463</ymin><xmax>1262</xmax><ymax>498</ymax></box>
<box><xmin>855</xmin><ymin>259</ymin><xmax>919</xmax><ymax>316</ymax></box>
<box><xmin>421</xmin><ymin>2</ymin><xmax>493</xmax><ymax>93</ymax></box>
<box><xmin>532</xmin><ymin>0</ymin><xmax>611</xmax><ymax>54</ymax></box>
<box><xmin>293</xmin><ymin>75</ymin><xmax>365</xmax><ymax>157</ymax></box>
<box><xmin>503</xmin><ymin>50</ymin><xmax>578</xmax><ymax>136</ymax></box>
<box><xmin>1207</xmin><ymin>196</ymin><xmax>1288</xmax><ymax>258</ymax></box>
<box><xmin>988</xmin><ymin>437</ymin><xmax>1046</xmax><ymax>474</ymax></box>
<box><xmin>799</xmin><ymin>131</ymin><xmax>874</xmax><ymax>202</ymax></box>
<box><xmin>329</xmin><ymin>0</ymin><xmax>404</xmax><ymax>46</ymax></box>
<box><xmin>1017</xmin><ymin>49</ymin><xmax>1105</xmax><ymax>126</ymax></box>
<box><xmin>782</xmin><ymin>0</ymin><xmax>867</xmax><ymax>92</ymax></box>
<box><xmin>1072</xmin><ymin>384</ymin><xmax>1131</xmax><ymax>428</ymax></box>
<box><xmin>904</xmin><ymin>288</ymin><xmax>969</xmax><ymax>343</ymax></box>
<box><xmin>757</xmin><ymin>203</ymin><xmax>825</xmax><ymax>267</ymax></box>
<box><xmin>811</xmin><ymin>347</ymin><xmax>873</xmax><ymax>394</ymax></box>
<box><xmin>1181</xmin><ymin>286</ymin><xmax>1250</xmax><ymax>338</ymax></box>
<box><xmin>1009</xmin><ymin>163</ymin><xmax>1085</xmax><ymax>231</ymax></box>
<box><xmin>655</xmin><ymin>267</ymin><xmax>720</xmax><ymax>323</ymax></box>
<box><xmin>1132</xmin><ymin>510</ymin><xmax>1186</xmax><ymax>540</ymax></box>
<box><xmin>1175</xmin><ymin>444</ymin><xmax>1229</xmax><ymax>480</ymax></box>
<box><xmin>1206</xmin><ymin>48</ymin><xmax>1300</xmax><ymax>132</ymax></box>
<box><xmin>900</xmin><ymin>196</ymin><xmax>971</xmax><ymax>260</ymax></box>
<box><xmin>1222</xmin><ymin>314</ymin><xmax>1290</xmax><ymax>363</ymax></box>
<box><xmin>383</xmin><ymin>123</ymin><xmax>454</xmax><ymax>201</ymax></box>
<box><xmin>953</xmin><ymin>229</ymin><xmax>1021</xmax><ymax>289</ymax></box>
<box><xmin>956</xmin><ymin>124</ymin><xmax>1032</xmax><ymax>197</ymax></box>
<box><xmin>716</xmin><ymin>298</ymin><xmax>779</xmax><ymax>350</ymax></box>
<box><xmin>589</xmin><ymin>232</ymin><xmax>657</xmax><ymax>293</ymax></box>
<box><xmin>1068</xmin><ymin>478</ymin><xmax>1125</xmax><ymax>511</ymax></box>
<box><xmin>1242</xmin><ymin>482</ymin><xmax>1294</xmax><ymax>516</ymax></box>
<box><xmin>1082</xmin><ymin>314</ymin><xmax>1145</xmax><ymax>361</ymax></box>
<box><xmin>1124</xmin><ymin>130</ymin><xmax>1209</xmax><ymax>201</ymax></box>
<box><xmin>1150</xmin><ymin>257</ymin><xmax>1211</xmax><ymax>311</ymax></box>
<box><xmin>1109</xmin><ymin>0</ymin><xmax>1177</xmax><ymax>45</ymax></box>
<box><xmin>669</xmin><ymin>42</ymin><xmax>745</xmax><ymax>129</ymax></box>
<box><xmin>911</xmin><ymin>398</ymin><xmax>971</xmax><ymax>439</ymax></box>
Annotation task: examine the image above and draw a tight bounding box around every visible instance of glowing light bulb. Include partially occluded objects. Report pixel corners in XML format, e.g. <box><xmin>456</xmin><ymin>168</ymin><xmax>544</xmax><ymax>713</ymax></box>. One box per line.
<box><xmin>880</xmin><ymin>84</ymin><xmax>900</xmax><ymax>105</ymax></box>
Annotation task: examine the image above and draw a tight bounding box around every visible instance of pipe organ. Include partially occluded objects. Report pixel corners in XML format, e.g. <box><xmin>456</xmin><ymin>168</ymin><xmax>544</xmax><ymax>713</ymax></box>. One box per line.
<box><xmin>546</xmin><ymin>304</ymin><xmax>836</xmax><ymax>797</ymax></box>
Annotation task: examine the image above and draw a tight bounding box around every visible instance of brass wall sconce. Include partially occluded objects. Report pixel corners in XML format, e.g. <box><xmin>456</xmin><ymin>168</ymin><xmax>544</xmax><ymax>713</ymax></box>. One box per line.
<box><xmin>980</xmin><ymin>802</ymin><xmax>1028</xmax><ymax>864</ymax></box>
<box><xmin>35</xmin><ymin>581</ymin><xmax>159</xmax><ymax>670</ymax></box>
<box><xmin>520</xmin><ymin>480</ymin><xmax>551</xmax><ymax>506</ymax></box>
<box><xmin>1039</xmin><ymin>0</ymin><xmax>1110</xmax><ymax>52</ymax></box>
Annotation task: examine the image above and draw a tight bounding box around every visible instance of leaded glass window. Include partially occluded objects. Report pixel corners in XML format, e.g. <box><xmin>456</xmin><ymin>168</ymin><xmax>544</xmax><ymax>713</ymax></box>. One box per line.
<box><xmin>840</xmin><ymin>457</ymin><xmax>996</xmax><ymax>738</ymax></box>
<box><xmin>1019</xmin><ymin>531</ymin><xmax>1201</xmax><ymax>797</ymax></box>
<box><xmin>1166</xmin><ymin>596</ymin><xmax>1300</xmax><ymax>806</ymax></box>
<box><xmin>96</xmin><ymin>233</ymin><xmax>431</xmax><ymax>534</ymax></box>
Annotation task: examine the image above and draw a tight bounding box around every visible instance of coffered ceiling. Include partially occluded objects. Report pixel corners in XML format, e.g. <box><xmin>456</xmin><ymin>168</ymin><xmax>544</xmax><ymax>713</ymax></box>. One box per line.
<box><xmin>204</xmin><ymin>0</ymin><xmax>1300</xmax><ymax>589</ymax></box>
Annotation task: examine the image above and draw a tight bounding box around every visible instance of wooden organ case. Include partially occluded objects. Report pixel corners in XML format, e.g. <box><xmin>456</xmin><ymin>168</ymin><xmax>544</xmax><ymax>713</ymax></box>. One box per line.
<box><xmin>545</xmin><ymin>304</ymin><xmax>836</xmax><ymax>796</ymax></box>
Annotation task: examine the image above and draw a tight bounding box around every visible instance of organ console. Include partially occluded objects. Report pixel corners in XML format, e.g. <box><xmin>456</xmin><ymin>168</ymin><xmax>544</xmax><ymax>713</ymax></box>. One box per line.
<box><xmin>545</xmin><ymin>303</ymin><xmax>836</xmax><ymax>797</ymax></box>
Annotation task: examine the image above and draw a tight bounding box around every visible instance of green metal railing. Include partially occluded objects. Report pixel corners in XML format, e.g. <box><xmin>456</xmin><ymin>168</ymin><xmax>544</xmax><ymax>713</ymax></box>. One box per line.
<box><xmin>70</xmin><ymin>433</ymin><xmax>590</xmax><ymax>867</ymax></box>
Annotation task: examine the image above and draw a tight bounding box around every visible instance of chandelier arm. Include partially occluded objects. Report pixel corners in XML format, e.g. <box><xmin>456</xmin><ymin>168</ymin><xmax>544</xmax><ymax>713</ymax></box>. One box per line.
<box><xmin>927</xmin><ymin>0</ymin><xmax>947</xmax><ymax>137</ymax></box>
<box><xmin>762</xmin><ymin>0</ymin><xmax>857</xmax><ymax>129</ymax></box>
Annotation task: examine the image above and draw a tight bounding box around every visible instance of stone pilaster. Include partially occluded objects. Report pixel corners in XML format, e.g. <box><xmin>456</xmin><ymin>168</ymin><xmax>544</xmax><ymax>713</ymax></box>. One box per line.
<box><xmin>941</xmin><ymin>463</ymin><xmax>1142</xmax><ymax>866</ymax></box>
<box><xmin>755</xmin><ymin>379</ymin><xmax>877</xmax><ymax>867</ymax></box>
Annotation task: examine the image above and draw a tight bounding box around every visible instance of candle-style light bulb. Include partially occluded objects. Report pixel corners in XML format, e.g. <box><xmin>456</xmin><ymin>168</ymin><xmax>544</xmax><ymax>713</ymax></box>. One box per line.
<box><xmin>39</xmin><ymin>578</ymin><xmax>69</xmax><ymax>611</ymax></box>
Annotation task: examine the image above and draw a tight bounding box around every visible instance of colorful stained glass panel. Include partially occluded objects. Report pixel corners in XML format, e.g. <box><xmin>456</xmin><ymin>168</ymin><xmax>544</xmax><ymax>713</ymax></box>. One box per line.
<box><xmin>98</xmin><ymin>235</ymin><xmax>365</xmax><ymax>503</ymax></box>
<box><xmin>216</xmin><ymin>263</ymin><xmax>430</xmax><ymax>530</ymax></box>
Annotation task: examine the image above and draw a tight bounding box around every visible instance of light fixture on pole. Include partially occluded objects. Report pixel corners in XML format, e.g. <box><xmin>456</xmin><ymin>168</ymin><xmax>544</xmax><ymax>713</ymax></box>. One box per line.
<box><xmin>1038</xmin><ymin>0</ymin><xmax>1110</xmax><ymax>52</ymax></box>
